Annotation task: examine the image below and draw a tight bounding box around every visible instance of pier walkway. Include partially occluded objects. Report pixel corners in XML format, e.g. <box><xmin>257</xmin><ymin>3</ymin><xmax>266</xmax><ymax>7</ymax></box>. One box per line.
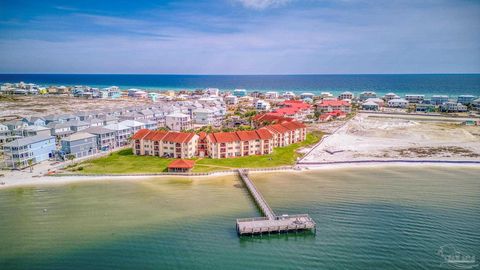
<box><xmin>236</xmin><ymin>169</ymin><xmax>316</xmax><ymax>236</ymax></box>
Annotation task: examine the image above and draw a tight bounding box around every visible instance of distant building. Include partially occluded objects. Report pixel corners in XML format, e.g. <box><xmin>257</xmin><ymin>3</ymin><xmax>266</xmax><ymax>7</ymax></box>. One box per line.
<box><xmin>271</xmin><ymin>100</ymin><xmax>312</xmax><ymax>121</ymax></box>
<box><xmin>316</xmin><ymin>99</ymin><xmax>352</xmax><ymax>113</ymax></box>
<box><xmin>193</xmin><ymin>108</ymin><xmax>215</xmax><ymax>125</ymax></box>
<box><xmin>457</xmin><ymin>95</ymin><xmax>476</xmax><ymax>105</ymax></box>
<box><xmin>265</xmin><ymin>91</ymin><xmax>279</xmax><ymax>99</ymax></box>
<box><xmin>441</xmin><ymin>102</ymin><xmax>468</xmax><ymax>112</ymax></box>
<box><xmin>415</xmin><ymin>103</ymin><xmax>436</xmax><ymax>113</ymax></box>
<box><xmin>362</xmin><ymin>101</ymin><xmax>379</xmax><ymax>111</ymax></box>
<box><xmin>387</xmin><ymin>98</ymin><xmax>409</xmax><ymax>108</ymax></box>
<box><xmin>224</xmin><ymin>95</ymin><xmax>238</xmax><ymax>105</ymax></box>
<box><xmin>165</xmin><ymin>112</ymin><xmax>193</xmax><ymax>131</ymax></box>
<box><xmin>431</xmin><ymin>95</ymin><xmax>449</xmax><ymax>105</ymax></box>
<box><xmin>255</xmin><ymin>100</ymin><xmax>271</xmax><ymax>111</ymax></box>
<box><xmin>300</xmin><ymin>93</ymin><xmax>315</xmax><ymax>100</ymax></box>
<box><xmin>383</xmin><ymin>93</ymin><xmax>400</xmax><ymax>101</ymax></box>
<box><xmin>206</xmin><ymin>88</ymin><xmax>220</xmax><ymax>96</ymax></box>
<box><xmin>405</xmin><ymin>94</ymin><xmax>425</xmax><ymax>104</ymax></box>
<box><xmin>233</xmin><ymin>89</ymin><xmax>247</xmax><ymax>97</ymax></box>
<box><xmin>338</xmin><ymin>91</ymin><xmax>354</xmax><ymax>100</ymax></box>
<box><xmin>282</xmin><ymin>91</ymin><xmax>296</xmax><ymax>100</ymax></box>
<box><xmin>359</xmin><ymin>91</ymin><xmax>377</xmax><ymax>101</ymax></box>
<box><xmin>3</xmin><ymin>134</ymin><xmax>55</xmax><ymax>168</ymax></box>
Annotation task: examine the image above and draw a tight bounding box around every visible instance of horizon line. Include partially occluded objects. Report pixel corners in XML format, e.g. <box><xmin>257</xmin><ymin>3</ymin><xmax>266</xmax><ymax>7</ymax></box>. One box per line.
<box><xmin>1</xmin><ymin>72</ymin><xmax>480</xmax><ymax>76</ymax></box>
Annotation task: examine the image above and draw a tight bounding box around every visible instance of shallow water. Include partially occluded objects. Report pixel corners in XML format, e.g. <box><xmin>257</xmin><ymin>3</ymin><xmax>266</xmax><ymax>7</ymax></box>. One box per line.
<box><xmin>1</xmin><ymin>166</ymin><xmax>479</xmax><ymax>269</ymax></box>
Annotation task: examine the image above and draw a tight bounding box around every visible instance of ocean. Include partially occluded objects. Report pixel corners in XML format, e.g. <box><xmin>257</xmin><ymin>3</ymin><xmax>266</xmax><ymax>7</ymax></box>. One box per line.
<box><xmin>1</xmin><ymin>74</ymin><xmax>480</xmax><ymax>98</ymax></box>
<box><xmin>1</xmin><ymin>166</ymin><xmax>479</xmax><ymax>270</ymax></box>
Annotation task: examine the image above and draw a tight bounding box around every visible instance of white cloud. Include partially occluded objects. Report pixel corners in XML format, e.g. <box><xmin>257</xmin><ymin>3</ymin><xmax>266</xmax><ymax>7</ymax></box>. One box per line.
<box><xmin>234</xmin><ymin>0</ymin><xmax>292</xmax><ymax>10</ymax></box>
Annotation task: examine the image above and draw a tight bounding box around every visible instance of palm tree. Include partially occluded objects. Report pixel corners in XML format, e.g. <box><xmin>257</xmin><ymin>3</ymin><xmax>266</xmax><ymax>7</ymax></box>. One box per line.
<box><xmin>27</xmin><ymin>159</ymin><xmax>34</xmax><ymax>173</ymax></box>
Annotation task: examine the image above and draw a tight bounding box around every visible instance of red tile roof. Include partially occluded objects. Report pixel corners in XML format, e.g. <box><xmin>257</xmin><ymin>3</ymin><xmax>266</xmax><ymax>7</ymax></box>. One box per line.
<box><xmin>252</xmin><ymin>113</ymin><xmax>294</xmax><ymax>124</ymax></box>
<box><xmin>132</xmin><ymin>129</ymin><xmax>151</xmax><ymax>140</ymax></box>
<box><xmin>236</xmin><ymin>130</ymin><xmax>258</xmax><ymax>141</ymax></box>
<box><xmin>256</xmin><ymin>129</ymin><xmax>273</xmax><ymax>139</ymax></box>
<box><xmin>281</xmin><ymin>100</ymin><xmax>312</xmax><ymax>109</ymax></box>
<box><xmin>168</xmin><ymin>159</ymin><xmax>195</xmax><ymax>169</ymax></box>
<box><xmin>281</xmin><ymin>121</ymin><xmax>306</xmax><ymax>131</ymax></box>
<box><xmin>209</xmin><ymin>132</ymin><xmax>240</xmax><ymax>143</ymax></box>
<box><xmin>317</xmin><ymin>99</ymin><xmax>350</xmax><ymax>107</ymax></box>
<box><xmin>163</xmin><ymin>132</ymin><xmax>196</xmax><ymax>143</ymax></box>
<box><xmin>198</xmin><ymin>132</ymin><xmax>207</xmax><ymax>140</ymax></box>
<box><xmin>265</xmin><ymin>124</ymin><xmax>289</xmax><ymax>134</ymax></box>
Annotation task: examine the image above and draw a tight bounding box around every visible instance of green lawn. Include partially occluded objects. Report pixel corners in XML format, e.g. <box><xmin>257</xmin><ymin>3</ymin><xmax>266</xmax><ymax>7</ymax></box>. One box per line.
<box><xmin>66</xmin><ymin>148</ymin><xmax>174</xmax><ymax>174</ymax></box>
<box><xmin>66</xmin><ymin>132</ymin><xmax>322</xmax><ymax>174</ymax></box>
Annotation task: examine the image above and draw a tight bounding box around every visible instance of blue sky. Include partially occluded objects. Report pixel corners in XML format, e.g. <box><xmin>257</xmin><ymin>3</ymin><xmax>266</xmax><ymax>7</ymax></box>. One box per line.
<box><xmin>0</xmin><ymin>0</ymin><xmax>479</xmax><ymax>74</ymax></box>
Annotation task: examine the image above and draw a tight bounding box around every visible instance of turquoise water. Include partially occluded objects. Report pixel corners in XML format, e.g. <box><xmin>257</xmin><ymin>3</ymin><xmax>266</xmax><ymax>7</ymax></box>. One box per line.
<box><xmin>1</xmin><ymin>74</ymin><xmax>479</xmax><ymax>97</ymax></box>
<box><xmin>0</xmin><ymin>166</ymin><xmax>479</xmax><ymax>269</ymax></box>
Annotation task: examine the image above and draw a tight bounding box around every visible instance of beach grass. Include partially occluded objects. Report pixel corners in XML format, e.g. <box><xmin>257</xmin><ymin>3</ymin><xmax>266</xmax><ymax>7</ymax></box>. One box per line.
<box><xmin>67</xmin><ymin>131</ymin><xmax>323</xmax><ymax>174</ymax></box>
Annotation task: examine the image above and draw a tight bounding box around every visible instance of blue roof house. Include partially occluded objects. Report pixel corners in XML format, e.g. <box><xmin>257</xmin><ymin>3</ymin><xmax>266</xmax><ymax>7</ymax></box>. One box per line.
<box><xmin>2</xmin><ymin>134</ymin><xmax>55</xmax><ymax>169</ymax></box>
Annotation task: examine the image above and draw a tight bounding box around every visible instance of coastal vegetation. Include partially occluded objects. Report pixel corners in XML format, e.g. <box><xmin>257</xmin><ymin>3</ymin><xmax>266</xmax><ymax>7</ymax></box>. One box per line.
<box><xmin>65</xmin><ymin>131</ymin><xmax>323</xmax><ymax>174</ymax></box>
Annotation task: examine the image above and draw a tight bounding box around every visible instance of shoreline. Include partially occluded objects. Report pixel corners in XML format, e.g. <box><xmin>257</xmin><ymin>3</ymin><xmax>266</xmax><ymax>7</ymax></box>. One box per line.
<box><xmin>1</xmin><ymin>160</ymin><xmax>479</xmax><ymax>190</ymax></box>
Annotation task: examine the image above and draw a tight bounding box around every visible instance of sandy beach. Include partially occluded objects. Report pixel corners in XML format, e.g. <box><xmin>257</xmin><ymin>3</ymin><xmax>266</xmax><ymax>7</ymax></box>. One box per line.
<box><xmin>1</xmin><ymin>161</ymin><xmax>479</xmax><ymax>190</ymax></box>
<box><xmin>300</xmin><ymin>113</ymin><xmax>480</xmax><ymax>163</ymax></box>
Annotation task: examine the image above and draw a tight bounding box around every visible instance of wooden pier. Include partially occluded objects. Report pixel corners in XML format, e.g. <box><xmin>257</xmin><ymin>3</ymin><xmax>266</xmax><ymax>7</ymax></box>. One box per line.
<box><xmin>236</xmin><ymin>169</ymin><xmax>316</xmax><ymax>236</ymax></box>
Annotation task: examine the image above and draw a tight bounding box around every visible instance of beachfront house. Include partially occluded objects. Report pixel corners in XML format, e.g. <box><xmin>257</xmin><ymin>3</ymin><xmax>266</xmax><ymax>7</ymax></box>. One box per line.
<box><xmin>457</xmin><ymin>95</ymin><xmax>476</xmax><ymax>105</ymax></box>
<box><xmin>165</xmin><ymin>112</ymin><xmax>193</xmax><ymax>131</ymax></box>
<box><xmin>265</xmin><ymin>91</ymin><xmax>279</xmax><ymax>99</ymax></box>
<box><xmin>387</xmin><ymin>98</ymin><xmax>409</xmax><ymax>108</ymax></box>
<box><xmin>300</xmin><ymin>93</ymin><xmax>315</xmax><ymax>100</ymax></box>
<box><xmin>282</xmin><ymin>92</ymin><xmax>296</xmax><ymax>100</ymax></box>
<box><xmin>431</xmin><ymin>95</ymin><xmax>449</xmax><ymax>105</ymax></box>
<box><xmin>383</xmin><ymin>93</ymin><xmax>400</xmax><ymax>101</ymax></box>
<box><xmin>206</xmin><ymin>88</ymin><xmax>220</xmax><ymax>96</ymax></box>
<box><xmin>362</xmin><ymin>101</ymin><xmax>379</xmax><ymax>111</ymax></box>
<box><xmin>83</xmin><ymin>126</ymin><xmax>116</xmax><ymax>151</ymax></box>
<box><xmin>233</xmin><ymin>89</ymin><xmax>247</xmax><ymax>97</ymax></box>
<box><xmin>405</xmin><ymin>94</ymin><xmax>425</xmax><ymax>104</ymax></box>
<box><xmin>415</xmin><ymin>103</ymin><xmax>436</xmax><ymax>113</ymax></box>
<box><xmin>441</xmin><ymin>102</ymin><xmax>468</xmax><ymax>112</ymax></box>
<box><xmin>338</xmin><ymin>91</ymin><xmax>354</xmax><ymax>100</ymax></box>
<box><xmin>359</xmin><ymin>91</ymin><xmax>377</xmax><ymax>101</ymax></box>
<box><xmin>3</xmin><ymin>134</ymin><xmax>55</xmax><ymax>169</ymax></box>
<box><xmin>60</xmin><ymin>132</ymin><xmax>98</xmax><ymax>159</ymax></box>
